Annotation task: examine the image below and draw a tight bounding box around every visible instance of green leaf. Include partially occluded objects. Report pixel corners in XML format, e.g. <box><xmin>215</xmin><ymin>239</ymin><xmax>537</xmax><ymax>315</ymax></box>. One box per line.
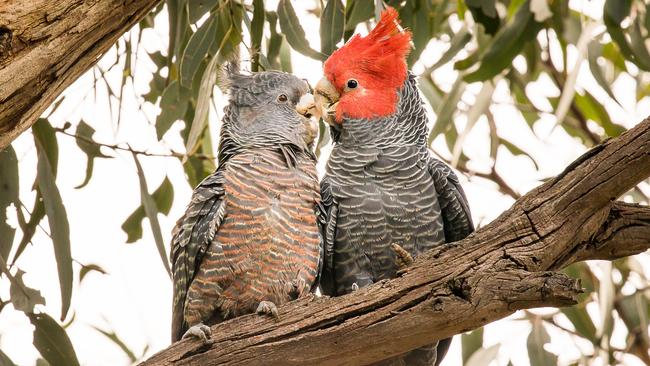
<box><xmin>92</xmin><ymin>326</ymin><xmax>137</xmax><ymax>363</ymax></box>
<box><xmin>429</xmin><ymin>76</ymin><xmax>465</xmax><ymax>145</ymax></box>
<box><xmin>603</xmin><ymin>0</ymin><xmax>650</xmax><ymax>71</ymax></box>
<box><xmin>320</xmin><ymin>0</ymin><xmax>345</xmax><ymax>56</ymax></box>
<box><xmin>250</xmin><ymin>0</ymin><xmax>265</xmax><ymax>72</ymax></box>
<box><xmin>180</xmin><ymin>17</ymin><xmax>218</xmax><ymax>87</ymax></box>
<box><xmin>279</xmin><ymin>37</ymin><xmax>293</xmax><ymax>73</ymax></box>
<box><xmin>79</xmin><ymin>264</ymin><xmax>107</xmax><ymax>282</ymax></box>
<box><xmin>188</xmin><ymin>0</ymin><xmax>219</xmax><ymax>23</ymax></box>
<box><xmin>499</xmin><ymin>138</ymin><xmax>539</xmax><ymax>170</ymax></box>
<box><xmin>0</xmin><ymin>349</ymin><xmax>17</xmax><ymax>366</ymax></box>
<box><xmin>32</xmin><ymin>120</ymin><xmax>58</xmax><ymax>175</ymax></box>
<box><xmin>431</xmin><ymin>27</ymin><xmax>472</xmax><ymax>70</ymax></box>
<box><xmin>155</xmin><ymin>80</ymin><xmax>190</xmax><ymax>140</ymax></box>
<box><xmin>465</xmin><ymin>344</ymin><xmax>499</xmax><ymax>366</ymax></box>
<box><xmin>132</xmin><ymin>155</ymin><xmax>171</xmax><ymax>276</ymax></box>
<box><xmin>278</xmin><ymin>0</ymin><xmax>326</xmax><ymax>61</ymax></box>
<box><xmin>418</xmin><ymin>75</ymin><xmax>443</xmax><ymax>111</ymax></box>
<box><xmin>315</xmin><ymin>119</ymin><xmax>330</xmax><ymax>159</ymax></box>
<box><xmin>185</xmin><ymin>55</ymin><xmax>219</xmax><ymax>155</ymax></box>
<box><xmin>616</xmin><ymin>291</ymin><xmax>650</xmax><ymax>335</ymax></box>
<box><xmin>73</xmin><ymin>121</ymin><xmax>112</xmax><ymax>189</ymax></box>
<box><xmin>0</xmin><ymin>146</ymin><xmax>19</xmax><ymax>260</ymax></box>
<box><xmin>527</xmin><ymin>320</ymin><xmax>558</xmax><ymax>366</ymax></box>
<box><xmin>587</xmin><ymin>41</ymin><xmax>621</xmax><ymax>106</ymax></box>
<box><xmin>573</xmin><ymin>92</ymin><xmax>625</xmax><ymax>137</ymax></box>
<box><xmin>400</xmin><ymin>0</ymin><xmax>433</xmax><ymax>66</ymax></box>
<box><xmin>560</xmin><ymin>305</ymin><xmax>597</xmax><ymax>342</ymax></box>
<box><xmin>35</xmin><ymin>140</ymin><xmax>73</xmax><ymax>320</ymax></box>
<box><xmin>121</xmin><ymin>176</ymin><xmax>174</xmax><ymax>243</ymax></box>
<box><xmin>266</xmin><ymin>11</ymin><xmax>283</xmax><ymax>69</ymax></box>
<box><xmin>465</xmin><ymin>0</ymin><xmax>543</xmax><ymax>82</ymax></box>
<box><xmin>28</xmin><ymin>313</ymin><xmax>80</xmax><ymax>366</ymax></box>
<box><xmin>461</xmin><ymin>327</ymin><xmax>484</xmax><ymax>364</ymax></box>
<box><xmin>344</xmin><ymin>0</ymin><xmax>374</xmax><ymax>32</ymax></box>
<box><xmin>466</xmin><ymin>0</ymin><xmax>500</xmax><ymax>35</ymax></box>
<box><xmin>9</xmin><ymin>270</ymin><xmax>46</xmax><ymax>313</ymax></box>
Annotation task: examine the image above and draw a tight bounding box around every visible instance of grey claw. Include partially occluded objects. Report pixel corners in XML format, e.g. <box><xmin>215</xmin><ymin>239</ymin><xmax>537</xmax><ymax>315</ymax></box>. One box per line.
<box><xmin>256</xmin><ymin>300</ymin><xmax>279</xmax><ymax>319</ymax></box>
<box><xmin>182</xmin><ymin>323</ymin><xmax>213</xmax><ymax>344</ymax></box>
<box><xmin>351</xmin><ymin>283</ymin><xmax>359</xmax><ymax>292</ymax></box>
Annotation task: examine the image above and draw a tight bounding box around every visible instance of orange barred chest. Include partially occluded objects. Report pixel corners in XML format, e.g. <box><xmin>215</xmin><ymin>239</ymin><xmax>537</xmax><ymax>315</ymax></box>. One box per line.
<box><xmin>215</xmin><ymin>150</ymin><xmax>321</xmax><ymax>306</ymax></box>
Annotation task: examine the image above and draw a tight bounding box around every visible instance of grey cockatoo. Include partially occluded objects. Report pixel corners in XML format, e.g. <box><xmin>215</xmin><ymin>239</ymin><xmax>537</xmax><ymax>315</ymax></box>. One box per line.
<box><xmin>314</xmin><ymin>8</ymin><xmax>474</xmax><ymax>366</ymax></box>
<box><xmin>170</xmin><ymin>66</ymin><xmax>323</xmax><ymax>343</ymax></box>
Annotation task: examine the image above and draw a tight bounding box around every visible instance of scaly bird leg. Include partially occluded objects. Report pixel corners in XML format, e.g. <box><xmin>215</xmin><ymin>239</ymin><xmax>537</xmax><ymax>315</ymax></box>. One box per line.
<box><xmin>181</xmin><ymin>322</ymin><xmax>213</xmax><ymax>344</ymax></box>
<box><xmin>256</xmin><ymin>300</ymin><xmax>279</xmax><ymax>319</ymax></box>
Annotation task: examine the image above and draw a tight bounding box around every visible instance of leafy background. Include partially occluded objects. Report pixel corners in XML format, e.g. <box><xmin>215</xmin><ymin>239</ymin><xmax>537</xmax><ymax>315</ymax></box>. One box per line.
<box><xmin>1</xmin><ymin>0</ymin><xmax>650</xmax><ymax>365</ymax></box>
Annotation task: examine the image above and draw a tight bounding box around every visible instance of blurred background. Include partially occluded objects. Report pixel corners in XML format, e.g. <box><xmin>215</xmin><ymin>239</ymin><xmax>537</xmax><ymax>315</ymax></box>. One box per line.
<box><xmin>1</xmin><ymin>0</ymin><xmax>650</xmax><ymax>365</ymax></box>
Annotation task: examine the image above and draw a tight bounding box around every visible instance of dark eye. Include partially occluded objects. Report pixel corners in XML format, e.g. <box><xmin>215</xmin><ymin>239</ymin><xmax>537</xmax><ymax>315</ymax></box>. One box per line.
<box><xmin>277</xmin><ymin>94</ymin><xmax>288</xmax><ymax>102</ymax></box>
<box><xmin>346</xmin><ymin>79</ymin><xmax>358</xmax><ymax>89</ymax></box>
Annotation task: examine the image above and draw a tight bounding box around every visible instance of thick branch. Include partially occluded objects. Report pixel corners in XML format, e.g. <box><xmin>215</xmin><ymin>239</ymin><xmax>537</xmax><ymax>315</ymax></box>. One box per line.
<box><xmin>141</xmin><ymin>118</ymin><xmax>650</xmax><ymax>366</ymax></box>
<box><xmin>0</xmin><ymin>0</ymin><xmax>160</xmax><ymax>149</ymax></box>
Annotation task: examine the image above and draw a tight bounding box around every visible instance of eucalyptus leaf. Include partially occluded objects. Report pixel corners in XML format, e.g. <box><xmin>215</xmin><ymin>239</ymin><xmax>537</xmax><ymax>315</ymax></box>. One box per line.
<box><xmin>429</xmin><ymin>76</ymin><xmax>465</xmax><ymax>146</ymax></box>
<box><xmin>465</xmin><ymin>1</ymin><xmax>542</xmax><ymax>83</ymax></box>
<box><xmin>499</xmin><ymin>138</ymin><xmax>539</xmax><ymax>170</ymax></box>
<box><xmin>180</xmin><ymin>17</ymin><xmax>218</xmax><ymax>87</ymax></box>
<box><xmin>320</xmin><ymin>0</ymin><xmax>345</xmax><ymax>56</ymax></box>
<box><xmin>527</xmin><ymin>321</ymin><xmax>558</xmax><ymax>366</ymax></box>
<box><xmin>28</xmin><ymin>313</ymin><xmax>80</xmax><ymax>366</ymax></box>
<box><xmin>132</xmin><ymin>155</ymin><xmax>171</xmax><ymax>276</ymax></box>
<box><xmin>250</xmin><ymin>0</ymin><xmax>265</xmax><ymax>71</ymax></box>
<box><xmin>9</xmin><ymin>270</ymin><xmax>46</xmax><ymax>313</ymax></box>
<box><xmin>345</xmin><ymin>0</ymin><xmax>374</xmax><ymax>33</ymax></box>
<box><xmin>278</xmin><ymin>0</ymin><xmax>326</xmax><ymax>61</ymax></box>
<box><xmin>0</xmin><ymin>349</ymin><xmax>16</xmax><ymax>366</ymax></box>
<box><xmin>92</xmin><ymin>326</ymin><xmax>138</xmax><ymax>363</ymax></box>
<box><xmin>73</xmin><ymin>121</ymin><xmax>112</xmax><ymax>189</ymax></box>
<box><xmin>431</xmin><ymin>27</ymin><xmax>472</xmax><ymax>70</ymax></box>
<box><xmin>461</xmin><ymin>327</ymin><xmax>484</xmax><ymax>364</ymax></box>
<box><xmin>35</xmin><ymin>131</ymin><xmax>72</xmax><ymax>321</ymax></box>
<box><xmin>79</xmin><ymin>264</ymin><xmax>107</xmax><ymax>282</ymax></box>
<box><xmin>561</xmin><ymin>305</ymin><xmax>597</xmax><ymax>342</ymax></box>
<box><xmin>188</xmin><ymin>0</ymin><xmax>219</xmax><ymax>24</ymax></box>
<box><xmin>122</xmin><ymin>176</ymin><xmax>174</xmax><ymax>244</ymax></box>
<box><xmin>465</xmin><ymin>344</ymin><xmax>499</xmax><ymax>366</ymax></box>
<box><xmin>185</xmin><ymin>55</ymin><xmax>219</xmax><ymax>156</ymax></box>
<box><xmin>587</xmin><ymin>41</ymin><xmax>621</xmax><ymax>106</ymax></box>
<box><xmin>0</xmin><ymin>146</ymin><xmax>19</xmax><ymax>260</ymax></box>
<box><xmin>155</xmin><ymin>81</ymin><xmax>190</xmax><ymax>140</ymax></box>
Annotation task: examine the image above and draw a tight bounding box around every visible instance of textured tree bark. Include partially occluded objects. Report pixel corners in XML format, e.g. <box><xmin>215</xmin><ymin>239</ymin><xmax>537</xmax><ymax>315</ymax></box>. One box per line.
<box><xmin>0</xmin><ymin>0</ymin><xmax>160</xmax><ymax>149</ymax></box>
<box><xmin>140</xmin><ymin>118</ymin><xmax>650</xmax><ymax>366</ymax></box>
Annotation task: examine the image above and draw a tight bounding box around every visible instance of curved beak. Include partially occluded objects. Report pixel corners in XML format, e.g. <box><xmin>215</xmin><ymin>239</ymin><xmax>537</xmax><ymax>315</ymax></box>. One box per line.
<box><xmin>314</xmin><ymin>77</ymin><xmax>340</xmax><ymax>125</ymax></box>
<box><xmin>295</xmin><ymin>93</ymin><xmax>319</xmax><ymax>145</ymax></box>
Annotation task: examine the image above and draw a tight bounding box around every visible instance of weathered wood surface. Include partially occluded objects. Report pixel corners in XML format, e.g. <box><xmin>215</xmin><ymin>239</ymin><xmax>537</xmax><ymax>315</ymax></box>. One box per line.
<box><xmin>0</xmin><ymin>0</ymin><xmax>160</xmax><ymax>149</ymax></box>
<box><xmin>140</xmin><ymin>118</ymin><xmax>650</xmax><ymax>366</ymax></box>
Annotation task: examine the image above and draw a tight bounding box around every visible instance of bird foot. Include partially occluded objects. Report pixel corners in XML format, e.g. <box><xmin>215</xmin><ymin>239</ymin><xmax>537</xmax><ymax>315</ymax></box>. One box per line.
<box><xmin>391</xmin><ymin>243</ymin><xmax>414</xmax><ymax>272</ymax></box>
<box><xmin>256</xmin><ymin>300</ymin><xmax>279</xmax><ymax>319</ymax></box>
<box><xmin>182</xmin><ymin>323</ymin><xmax>213</xmax><ymax>344</ymax></box>
<box><xmin>351</xmin><ymin>283</ymin><xmax>359</xmax><ymax>292</ymax></box>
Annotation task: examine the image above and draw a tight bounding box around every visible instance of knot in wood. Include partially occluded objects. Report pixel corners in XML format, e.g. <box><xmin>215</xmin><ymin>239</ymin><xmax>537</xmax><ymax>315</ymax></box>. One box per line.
<box><xmin>0</xmin><ymin>27</ymin><xmax>12</xmax><ymax>62</ymax></box>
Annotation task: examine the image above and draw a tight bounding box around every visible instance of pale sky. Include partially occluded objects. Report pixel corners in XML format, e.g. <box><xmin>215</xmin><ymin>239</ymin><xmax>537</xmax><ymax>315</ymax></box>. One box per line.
<box><xmin>1</xmin><ymin>1</ymin><xmax>649</xmax><ymax>365</ymax></box>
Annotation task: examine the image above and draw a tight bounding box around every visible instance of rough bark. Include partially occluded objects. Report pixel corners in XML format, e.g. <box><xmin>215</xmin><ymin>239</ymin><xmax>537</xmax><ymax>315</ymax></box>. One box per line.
<box><xmin>0</xmin><ymin>0</ymin><xmax>160</xmax><ymax>149</ymax></box>
<box><xmin>140</xmin><ymin>118</ymin><xmax>650</xmax><ymax>366</ymax></box>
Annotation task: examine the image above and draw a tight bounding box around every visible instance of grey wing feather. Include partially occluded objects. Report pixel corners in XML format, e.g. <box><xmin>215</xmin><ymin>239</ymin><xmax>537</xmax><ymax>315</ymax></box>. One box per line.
<box><xmin>318</xmin><ymin>175</ymin><xmax>337</xmax><ymax>296</ymax></box>
<box><xmin>427</xmin><ymin>156</ymin><xmax>474</xmax><ymax>243</ymax></box>
<box><xmin>170</xmin><ymin>169</ymin><xmax>227</xmax><ymax>342</ymax></box>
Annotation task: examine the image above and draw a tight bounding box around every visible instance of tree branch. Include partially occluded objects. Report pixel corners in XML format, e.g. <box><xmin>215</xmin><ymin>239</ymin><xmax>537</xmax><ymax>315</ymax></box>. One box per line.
<box><xmin>141</xmin><ymin>117</ymin><xmax>650</xmax><ymax>366</ymax></box>
<box><xmin>0</xmin><ymin>0</ymin><xmax>161</xmax><ymax>149</ymax></box>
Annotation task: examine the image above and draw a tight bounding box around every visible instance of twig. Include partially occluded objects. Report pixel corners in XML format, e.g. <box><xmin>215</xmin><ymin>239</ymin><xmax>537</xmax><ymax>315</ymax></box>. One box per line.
<box><xmin>53</xmin><ymin>127</ymin><xmax>216</xmax><ymax>161</ymax></box>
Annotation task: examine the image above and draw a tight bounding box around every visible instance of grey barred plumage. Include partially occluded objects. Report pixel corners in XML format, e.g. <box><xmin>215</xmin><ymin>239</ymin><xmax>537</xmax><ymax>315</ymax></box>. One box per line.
<box><xmin>320</xmin><ymin>74</ymin><xmax>474</xmax><ymax>365</ymax></box>
<box><xmin>170</xmin><ymin>68</ymin><xmax>322</xmax><ymax>343</ymax></box>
